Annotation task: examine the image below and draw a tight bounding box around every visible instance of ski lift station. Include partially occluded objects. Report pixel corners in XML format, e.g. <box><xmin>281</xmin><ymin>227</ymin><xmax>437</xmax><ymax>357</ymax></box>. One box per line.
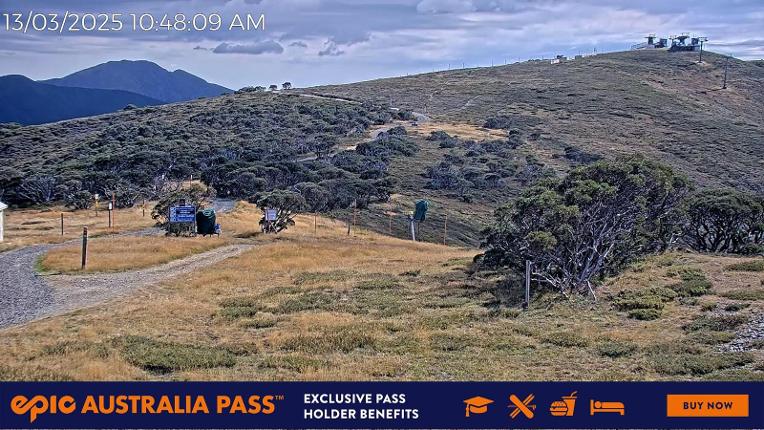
<box><xmin>631</xmin><ymin>33</ymin><xmax>707</xmax><ymax>52</ymax></box>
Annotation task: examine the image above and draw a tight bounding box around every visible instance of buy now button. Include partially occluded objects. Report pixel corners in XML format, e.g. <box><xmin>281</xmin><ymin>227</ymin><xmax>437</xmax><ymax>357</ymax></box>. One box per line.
<box><xmin>666</xmin><ymin>394</ymin><xmax>749</xmax><ymax>417</ymax></box>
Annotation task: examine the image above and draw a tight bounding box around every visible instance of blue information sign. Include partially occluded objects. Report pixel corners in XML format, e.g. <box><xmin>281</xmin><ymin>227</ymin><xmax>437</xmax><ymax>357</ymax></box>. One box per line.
<box><xmin>169</xmin><ymin>206</ymin><xmax>196</xmax><ymax>223</ymax></box>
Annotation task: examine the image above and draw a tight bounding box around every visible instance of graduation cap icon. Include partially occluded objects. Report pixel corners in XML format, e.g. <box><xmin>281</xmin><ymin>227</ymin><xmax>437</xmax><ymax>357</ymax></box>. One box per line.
<box><xmin>464</xmin><ymin>396</ymin><xmax>494</xmax><ymax>417</ymax></box>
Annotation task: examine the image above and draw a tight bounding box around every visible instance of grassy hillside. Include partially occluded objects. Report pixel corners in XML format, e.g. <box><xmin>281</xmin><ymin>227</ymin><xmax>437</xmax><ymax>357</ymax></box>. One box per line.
<box><xmin>308</xmin><ymin>50</ymin><xmax>764</xmax><ymax>194</ymax></box>
<box><xmin>3</xmin><ymin>50</ymin><xmax>762</xmax><ymax>246</ymax></box>
<box><xmin>1</xmin><ymin>215</ymin><xmax>761</xmax><ymax>381</ymax></box>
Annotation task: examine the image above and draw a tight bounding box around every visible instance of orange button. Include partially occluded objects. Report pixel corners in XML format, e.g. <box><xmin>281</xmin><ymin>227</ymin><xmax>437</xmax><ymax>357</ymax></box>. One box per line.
<box><xmin>667</xmin><ymin>394</ymin><xmax>749</xmax><ymax>417</ymax></box>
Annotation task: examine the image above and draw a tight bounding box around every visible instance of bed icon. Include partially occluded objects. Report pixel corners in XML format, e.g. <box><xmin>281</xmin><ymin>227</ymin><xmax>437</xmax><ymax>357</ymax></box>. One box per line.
<box><xmin>590</xmin><ymin>400</ymin><xmax>625</xmax><ymax>416</ymax></box>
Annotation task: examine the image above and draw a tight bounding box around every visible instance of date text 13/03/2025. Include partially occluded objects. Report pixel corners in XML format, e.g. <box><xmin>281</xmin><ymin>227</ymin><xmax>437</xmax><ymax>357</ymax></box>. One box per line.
<box><xmin>1</xmin><ymin>12</ymin><xmax>265</xmax><ymax>33</ymax></box>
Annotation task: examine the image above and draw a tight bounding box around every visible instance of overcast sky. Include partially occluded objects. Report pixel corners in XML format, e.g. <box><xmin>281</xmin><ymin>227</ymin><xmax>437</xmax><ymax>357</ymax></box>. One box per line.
<box><xmin>1</xmin><ymin>0</ymin><xmax>762</xmax><ymax>89</ymax></box>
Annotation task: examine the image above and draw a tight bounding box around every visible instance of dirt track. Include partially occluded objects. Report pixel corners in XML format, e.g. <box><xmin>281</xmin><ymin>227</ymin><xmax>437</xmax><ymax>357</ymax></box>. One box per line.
<box><xmin>0</xmin><ymin>199</ymin><xmax>243</xmax><ymax>330</ymax></box>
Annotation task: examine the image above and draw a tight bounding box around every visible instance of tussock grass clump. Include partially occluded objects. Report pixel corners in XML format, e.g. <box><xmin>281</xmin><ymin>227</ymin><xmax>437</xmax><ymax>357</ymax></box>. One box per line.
<box><xmin>703</xmin><ymin>368</ymin><xmax>764</xmax><ymax>381</ymax></box>
<box><xmin>279</xmin><ymin>329</ymin><xmax>377</xmax><ymax>353</ymax></box>
<box><xmin>720</xmin><ymin>289</ymin><xmax>764</xmax><ymax>301</ymax></box>
<box><xmin>258</xmin><ymin>355</ymin><xmax>330</xmax><ymax>372</ymax></box>
<box><xmin>429</xmin><ymin>332</ymin><xmax>475</xmax><ymax>351</ymax></box>
<box><xmin>41</xmin><ymin>340</ymin><xmax>110</xmax><ymax>359</ymax></box>
<box><xmin>669</xmin><ymin>269</ymin><xmax>712</xmax><ymax>297</ymax></box>
<box><xmin>219</xmin><ymin>296</ymin><xmax>263</xmax><ymax>319</ymax></box>
<box><xmin>724</xmin><ymin>303</ymin><xmax>750</xmax><ymax>312</ymax></box>
<box><xmin>612</xmin><ymin>286</ymin><xmax>677</xmax><ymax>319</ymax></box>
<box><xmin>684</xmin><ymin>314</ymin><xmax>748</xmax><ymax>332</ymax></box>
<box><xmin>422</xmin><ymin>295</ymin><xmax>472</xmax><ymax>309</ymax></box>
<box><xmin>0</xmin><ymin>365</ymin><xmax>73</xmax><ymax>381</ymax></box>
<box><xmin>293</xmin><ymin>270</ymin><xmax>358</xmax><ymax>285</ymax></box>
<box><xmin>399</xmin><ymin>270</ymin><xmax>421</xmax><ymax>277</ymax></box>
<box><xmin>689</xmin><ymin>331</ymin><xmax>736</xmax><ymax>345</ymax></box>
<box><xmin>355</xmin><ymin>278</ymin><xmax>401</xmax><ymax>290</ymax></box>
<box><xmin>541</xmin><ymin>331</ymin><xmax>589</xmax><ymax>347</ymax></box>
<box><xmin>117</xmin><ymin>336</ymin><xmax>236</xmax><ymax>373</ymax></box>
<box><xmin>725</xmin><ymin>260</ymin><xmax>764</xmax><ymax>272</ymax></box>
<box><xmin>240</xmin><ymin>314</ymin><xmax>279</xmax><ymax>329</ymax></box>
<box><xmin>489</xmin><ymin>308</ymin><xmax>522</xmax><ymax>319</ymax></box>
<box><xmin>651</xmin><ymin>352</ymin><xmax>754</xmax><ymax>376</ymax></box>
<box><xmin>700</xmin><ymin>302</ymin><xmax>718</xmax><ymax>311</ymax></box>
<box><xmin>596</xmin><ymin>339</ymin><xmax>638</xmax><ymax>358</ymax></box>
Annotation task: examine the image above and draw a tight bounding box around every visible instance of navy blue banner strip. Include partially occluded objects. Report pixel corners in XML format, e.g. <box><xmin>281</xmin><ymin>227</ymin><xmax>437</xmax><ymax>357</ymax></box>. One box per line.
<box><xmin>0</xmin><ymin>382</ymin><xmax>761</xmax><ymax>429</ymax></box>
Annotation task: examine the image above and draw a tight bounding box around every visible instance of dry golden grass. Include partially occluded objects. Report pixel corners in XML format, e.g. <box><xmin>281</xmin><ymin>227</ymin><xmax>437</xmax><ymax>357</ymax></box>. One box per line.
<box><xmin>407</xmin><ymin>121</ymin><xmax>507</xmax><ymax>141</ymax></box>
<box><xmin>32</xmin><ymin>200</ymin><xmax>361</xmax><ymax>274</ymax></box>
<box><xmin>0</xmin><ymin>205</ymin><xmax>156</xmax><ymax>252</ymax></box>
<box><xmin>1</xmin><ymin>207</ymin><xmax>761</xmax><ymax>382</ymax></box>
<box><xmin>40</xmin><ymin>236</ymin><xmax>230</xmax><ymax>273</ymax></box>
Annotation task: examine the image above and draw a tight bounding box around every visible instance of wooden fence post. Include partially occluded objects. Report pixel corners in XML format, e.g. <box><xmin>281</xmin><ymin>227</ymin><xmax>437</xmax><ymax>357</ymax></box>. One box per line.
<box><xmin>60</xmin><ymin>212</ymin><xmax>64</xmax><ymax>236</ymax></box>
<box><xmin>81</xmin><ymin>227</ymin><xmax>88</xmax><ymax>269</ymax></box>
<box><xmin>443</xmin><ymin>214</ymin><xmax>448</xmax><ymax>245</ymax></box>
<box><xmin>524</xmin><ymin>260</ymin><xmax>531</xmax><ymax>309</ymax></box>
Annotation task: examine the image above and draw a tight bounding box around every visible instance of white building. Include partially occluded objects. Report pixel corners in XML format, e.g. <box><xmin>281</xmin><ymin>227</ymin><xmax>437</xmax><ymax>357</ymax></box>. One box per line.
<box><xmin>0</xmin><ymin>201</ymin><xmax>7</xmax><ymax>242</ymax></box>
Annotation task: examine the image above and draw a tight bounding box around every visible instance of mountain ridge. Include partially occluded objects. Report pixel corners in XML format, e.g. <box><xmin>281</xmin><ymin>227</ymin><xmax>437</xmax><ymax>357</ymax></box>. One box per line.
<box><xmin>42</xmin><ymin>59</ymin><xmax>232</xmax><ymax>103</ymax></box>
<box><xmin>0</xmin><ymin>75</ymin><xmax>162</xmax><ymax>125</ymax></box>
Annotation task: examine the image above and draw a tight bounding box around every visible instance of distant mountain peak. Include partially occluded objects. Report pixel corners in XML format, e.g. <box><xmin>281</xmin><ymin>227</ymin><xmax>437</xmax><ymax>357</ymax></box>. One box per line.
<box><xmin>42</xmin><ymin>60</ymin><xmax>232</xmax><ymax>103</ymax></box>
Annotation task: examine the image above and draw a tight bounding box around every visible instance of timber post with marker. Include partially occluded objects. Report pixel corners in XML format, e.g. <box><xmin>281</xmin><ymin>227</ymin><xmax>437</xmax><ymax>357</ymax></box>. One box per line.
<box><xmin>81</xmin><ymin>227</ymin><xmax>88</xmax><ymax>270</ymax></box>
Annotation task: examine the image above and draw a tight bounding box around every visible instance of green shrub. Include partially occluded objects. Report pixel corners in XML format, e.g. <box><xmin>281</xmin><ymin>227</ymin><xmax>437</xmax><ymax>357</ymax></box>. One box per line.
<box><xmin>117</xmin><ymin>336</ymin><xmax>236</xmax><ymax>373</ymax></box>
<box><xmin>628</xmin><ymin>308</ymin><xmax>662</xmax><ymax>320</ymax></box>
<box><xmin>684</xmin><ymin>314</ymin><xmax>748</xmax><ymax>332</ymax></box>
<box><xmin>719</xmin><ymin>289</ymin><xmax>764</xmax><ymax>301</ymax></box>
<box><xmin>689</xmin><ymin>331</ymin><xmax>736</xmax><ymax>345</ymax></box>
<box><xmin>669</xmin><ymin>269</ymin><xmax>712</xmax><ymax>297</ymax></box>
<box><xmin>612</xmin><ymin>287</ymin><xmax>676</xmax><ymax>312</ymax></box>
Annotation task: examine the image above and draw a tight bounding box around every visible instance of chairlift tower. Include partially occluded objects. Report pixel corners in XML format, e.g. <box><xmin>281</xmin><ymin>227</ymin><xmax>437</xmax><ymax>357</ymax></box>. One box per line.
<box><xmin>697</xmin><ymin>36</ymin><xmax>708</xmax><ymax>62</ymax></box>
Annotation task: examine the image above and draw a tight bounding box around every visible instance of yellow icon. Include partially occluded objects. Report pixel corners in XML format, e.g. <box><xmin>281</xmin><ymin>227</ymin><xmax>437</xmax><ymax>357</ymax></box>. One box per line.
<box><xmin>463</xmin><ymin>396</ymin><xmax>494</xmax><ymax>417</ymax></box>
<box><xmin>550</xmin><ymin>391</ymin><xmax>577</xmax><ymax>417</ymax></box>
<box><xmin>509</xmin><ymin>394</ymin><xmax>536</xmax><ymax>419</ymax></box>
<box><xmin>590</xmin><ymin>400</ymin><xmax>625</xmax><ymax>416</ymax></box>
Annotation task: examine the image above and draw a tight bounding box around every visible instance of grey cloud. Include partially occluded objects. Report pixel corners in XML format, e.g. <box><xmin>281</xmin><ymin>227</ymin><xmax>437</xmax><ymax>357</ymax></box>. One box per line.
<box><xmin>709</xmin><ymin>39</ymin><xmax>764</xmax><ymax>48</ymax></box>
<box><xmin>289</xmin><ymin>41</ymin><xmax>308</xmax><ymax>48</ymax></box>
<box><xmin>213</xmin><ymin>40</ymin><xmax>284</xmax><ymax>55</ymax></box>
<box><xmin>318</xmin><ymin>40</ymin><xmax>344</xmax><ymax>57</ymax></box>
<box><xmin>416</xmin><ymin>0</ymin><xmax>476</xmax><ymax>14</ymax></box>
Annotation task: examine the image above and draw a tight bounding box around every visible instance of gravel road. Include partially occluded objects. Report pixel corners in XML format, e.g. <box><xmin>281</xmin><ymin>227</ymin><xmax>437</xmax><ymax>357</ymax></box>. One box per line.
<box><xmin>0</xmin><ymin>245</ymin><xmax>56</xmax><ymax>328</ymax></box>
<box><xmin>0</xmin><ymin>242</ymin><xmax>253</xmax><ymax>330</ymax></box>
